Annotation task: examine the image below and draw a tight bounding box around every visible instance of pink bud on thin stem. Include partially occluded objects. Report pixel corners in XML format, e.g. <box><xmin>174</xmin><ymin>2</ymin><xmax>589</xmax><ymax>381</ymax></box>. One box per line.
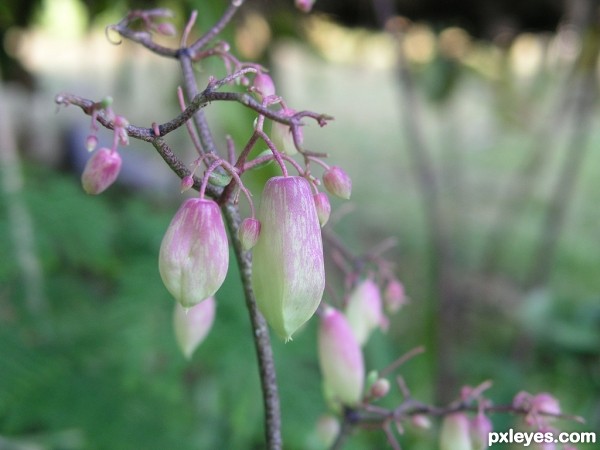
<box><xmin>313</xmin><ymin>192</ymin><xmax>331</xmax><ymax>227</ymax></box>
<box><xmin>159</xmin><ymin>198</ymin><xmax>229</xmax><ymax>308</ymax></box>
<box><xmin>81</xmin><ymin>147</ymin><xmax>122</xmax><ymax>195</ymax></box>
<box><xmin>252</xmin><ymin>176</ymin><xmax>325</xmax><ymax>340</ymax></box>
<box><xmin>440</xmin><ymin>413</ymin><xmax>473</xmax><ymax>450</ymax></box>
<box><xmin>470</xmin><ymin>411</ymin><xmax>493</xmax><ymax>450</ymax></box>
<box><xmin>295</xmin><ymin>0</ymin><xmax>316</xmax><ymax>13</ymax></box>
<box><xmin>383</xmin><ymin>279</ymin><xmax>407</xmax><ymax>313</ymax></box>
<box><xmin>180</xmin><ymin>175</ymin><xmax>194</xmax><ymax>193</ymax></box>
<box><xmin>323</xmin><ymin>166</ymin><xmax>352</xmax><ymax>200</ymax></box>
<box><xmin>318</xmin><ymin>306</ymin><xmax>365</xmax><ymax>406</ymax></box>
<box><xmin>253</xmin><ymin>72</ymin><xmax>276</xmax><ymax>99</ymax></box>
<box><xmin>173</xmin><ymin>297</ymin><xmax>216</xmax><ymax>359</ymax></box>
<box><xmin>344</xmin><ymin>278</ymin><xmax>387</xmax><ymax>345</ymax></box>
<box><xmin>85</xmin><ymin>135</ymin><xmax>98</xmax><ymax>152</ymax></box>
<box><xmin>238</xmin><ymin>217</ymin><xmax>261</xmax><ymax>251</ymax></box>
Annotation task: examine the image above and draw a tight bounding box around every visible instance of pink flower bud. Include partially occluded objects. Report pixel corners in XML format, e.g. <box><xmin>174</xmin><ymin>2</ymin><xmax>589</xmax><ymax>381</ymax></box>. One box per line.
<box><xmin>316</xmin><ymin>415</ymin><xmax>340</xmax><ymax>447</ymax></box>
<box><xmin>313</xmin><ymin>192</ymin><xmax>331</xmax><ymax>227</ymax></box>
<box><xmin>85</xmin><ymin>135</ymin><xmax>98</xmax><ymax>152</ymax></box>
<box><xmin>318</xmin><ymin>306</ymin><xmax>364</xmax><ymax>405</ymax></box>
<box><xmin>173</xmin><ymin>297</ymin><xmax>216</xmax><ymax>359</ymax></box>
<box><xmin>440</xmin><ymin>413</ymin><xmax>473</xmax><ymax>450</ymax></box>
<box><xmin>344</xmin><ymin>279</ymin><xmax>387</xmax><ymax>345</ymax></box>
<box><xmin>323</xmin><ymin>166</ymin><xmax>352</xmax><ymax>199</ymax></box>
<box><xmin>253</xmin><ymin>72</ymin><xmax>276</xmax><ymax>99</ymax></box>
<box><xmin>383</xmin><ymin>279</ymin><xmax>407</xmax><ymax>313</ymax></box>
<box><xmin>238</xmin><ymin>217</ymin><xmax>261</xmax><ymax>251</ymax></box>
<box><xmin>411</xmin><ymin>414</ymin><xmax>432</xmax><ymax>430</ymax></box>
<box><xmin>81</xmin><ymin>147</ymin><xmax>122</xmax><ymax>195</ymax></box>
<box><xmin>369</xmin><ymin>378</ymin><xmax>390</xmax><ymax>399</ymax></box>
<box><xmin>252</xmin><ymin>176</ymin><xmax>325</xmax><ymax>340</ymax></box>
<box><xmin>156</xmin><ymin>22</ymin><xmax>176</xmax><ymax>36</ymax></box>
<box><xmin>271</xmin><ymin>108</ymin><xmax>301</xmax><ymax>155</ymax></box>
<box><xmin>180</xmin><ymin>175</ymin><xmax>194</xmax><ymax>193</ymax></box>
<box><xmin>295</xmin><ymin>0</ymin><xmax>316</xmax><ymax>13</ymax></box>
<box><xmin>470</xmin><ymin>412</ymin><xmax>492</xmax><ymax>450</ymax></box>
<box><xmin>532</xmin><ymin>393</ymin><xmax>561</xmax><ymax>416</ymax></box>
<box><xmin>159</xmin><ymin>198</ymin><xmax>229</xmax><ymax>308</ymax></box>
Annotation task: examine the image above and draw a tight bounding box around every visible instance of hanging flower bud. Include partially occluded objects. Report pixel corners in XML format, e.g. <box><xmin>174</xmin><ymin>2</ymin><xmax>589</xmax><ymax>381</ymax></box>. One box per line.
<box><xmin>159</xmin><ymin>198</ymin><xmax>229</xmax><ymax>308</ymax></box>
<box><xmin>440</xmin><ymin>413</ymin><xmax>473</xmax><ymax>450</ymax></box>
<box><xmin>295</xmin><ymin>0</ymin><xmax>316</xmax><ymax>13</ymax></box>
<box><xmin>173</xmin><ymin>297</ymin><xmax>216</xmax><ymax>359</ymax></box>
<box><xmin>271</xmin><ymin>108</ymin><xmax>301</xmax><ymax>155</ymax></box>
<box><xmin>81</xmin><ymin>147</ymin><xmax>122</xmax><ymax>195</ymax></box>
<box><xmin>253</xmin><ymin>72</ymin><xmax>276</xmax><ymax>99</ymax></box>
<box><xmin>323</xmin><ymin>166</ymin><xmax>352</xmax><ymax>200</ymax></box>
<box><xmin>252</xmin><ymin>176</ymin><xmax>325</xmax><ymax>340</ymax></box>
<box><xmin>318</xmin><ymin>306</ymin><xmax>364</xmax><ymax>406</ymax></box>
<box><xmin>470</xmin><ymin>411</ymin><xmax>493</xmax><ymax>450</ymax></box>
<box><xmin>238</xmin><ymin>217</ymin><xmax>261</xmax><ymax>251</ymax></box>
<box><xmin>85</xmin><ymin>135</ymin><xmax>98</xmax><ymax>152</ymax></box>
<box><xmin>383</xmin><ymin>279</ymin><xmax>407</xmax><ymax>313</ymax></box>
<box><xmin>344</xmin><ymin>279</ymin><xmax>388</xmax><ymax>346</ymax></box>
<box><xmin>180</xmin><ymin>175</ymin><xmax>194</xmax><ymax>193</ymax></box>
<box><xmin>313</xmin><ymin>192</ymin><xmax>331</xmax><ymax>227</ymax></box>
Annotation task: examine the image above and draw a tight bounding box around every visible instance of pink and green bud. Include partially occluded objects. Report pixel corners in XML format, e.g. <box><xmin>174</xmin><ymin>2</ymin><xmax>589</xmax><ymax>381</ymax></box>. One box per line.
<box><xmin>531</xmin><ymin>393</ymin><xmax>561</xmax><ymax>416</ymax></box>
<box><xmin>253</xmin><ymin>72</ymin><xmax>276</xmax><ymax>99</ymax></box>
<box><xmin>323</xmin><ymin>166</ymin><xmax>352</xmax><ymax>200</ymax></box>
<box><xmin>369</xmin><ymin>378</ymin><xmax>390</xmax><ymax>399</ymax></box>
<box><xmin>318</xmin><ymin>306</ymin><xmax>365</xmax><ymax>406</ymax></box>
<box><xmin>383</xmin><ymin>279</ymin><xmax>407</xmax><ymax>313</ymax></box>
<box><xmin>180</xmin><ymin>175</ymin><xmax>194</xmax><ymax>193</ymax></box>
<box><xmin>316</xmin><ymin>415</ymin><xmax>340</xmax><ymax>447</ymax></box>
<box><xmin>440</xmin><ymin>413</ymin><xmax>473</xmax><ymax>450</ymax></box>
<box><xmin>271</xmin><ymin>108</ymin><xmax>301</xmax><ymax>155</ymax></box>
<box><xmin>238</xmin><ymin>217</ymin><xmax>261</xmax><ymax>251</ymax></box>
<box><xmin>295</xmin><ymin>0</ymin><xmax>316</xmax><ymax>13</ymax></box>
<box><xmin>313</xmin><ymin>192</ymin><xmax>331</xmax><ymax>227</ymax></box>
<box><xmin>344</xmin><ymin>279</ymin><xmax>388</xmax><ymax>345</ymax></box>
<box><xmin>470</xmin><ymin>411</ymin><xmax>493</xmax><ymax>450</ymax></box>
<box><xmin>85</xmin><ymin>135</ymin><xmax>98</xmax><ymax>152</ymax></box>
<box><xmin>173</xmin><ymin>296</ymin><xmax>216</xmax><ymax>359</ymax></box>
<box><xmin>252</xmin><ymin>176</ymin><xmax>325</xmax><ymax>340</ymax></box>
<box><xmin>156</xmin><ymin>22</ymin><xmax>176</xmax><ymax>36</ymax></box>
<box><xmin>411</xmin><ymin>414</ymin><xmax>432</xmax><ymax>430</ymax></box>
<box><xmin>81</xmin><ymin>147</ymin><xmax>122</xmax><ymax>195</ymax></box>
<box><xmin>159</xmin><ymin>198</ymin><xmax>229</xmax><ymax>308</ymax></box>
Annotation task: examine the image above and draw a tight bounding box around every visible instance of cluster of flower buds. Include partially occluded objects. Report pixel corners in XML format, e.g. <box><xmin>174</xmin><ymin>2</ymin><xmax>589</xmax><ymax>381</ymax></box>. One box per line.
<box><xmin>80</xmin><ymin>98</ymin><xmax>128</xmax><ymax>195</ymax></box>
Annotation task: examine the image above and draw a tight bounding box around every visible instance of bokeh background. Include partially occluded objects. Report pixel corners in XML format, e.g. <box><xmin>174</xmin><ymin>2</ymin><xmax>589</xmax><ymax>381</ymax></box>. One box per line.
<box><xmin>1</xmin><ymin>0</ymin><xmax>598</xmax><ymax>449</ymax></box>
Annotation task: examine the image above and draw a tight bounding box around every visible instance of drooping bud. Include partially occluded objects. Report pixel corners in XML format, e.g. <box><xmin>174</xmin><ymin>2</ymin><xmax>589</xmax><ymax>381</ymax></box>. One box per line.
<box><xmin>313</xmin><ymin>192</ymin><xmax>331</xmax><ymax>227</ymax></box>
<box><xmin>383</xmin><ymin>279</ymin><xmax>407</xmax><ymax>313</ymax></box>
<box><xmin>238</xmin><ymin>217</ymin><xmax>261</xmax><ymax>251</ymax></box>
<box><xmin>253</xmin><ymin>72</ymin><xmax>276</xmax><ymax>99</ymax></box>
<box><xmin>440</xmin><ymin>413</ymin><xmax>473</xmax><ymax>450</ymax></box>
<box><xmin>344</xmin><ymin>279</ymin><xmax>387</xmax><ymax>346</ymax></box>
<box><xmin>159</xmin><ymin>198</ymin><xmax>229</xmax><ymax>308</ymax></box>
<box><xmin>271</xmin><ymin>108</ymin><xmax>301</xmax><ymax>155</ymax></box>
<box><xmin>173</xmin><ymin>297</ymin><xmax>216</xmax><ymax>359</ymax></box>
<box><xmin>85</xmin><ymin>135</ymin><xmax>98</xmax><ymax>152</ymax></box>
<box><xmin>180</xmin><ymin>175</ymin><xmax>194</xmax><ymax>193</ymax></box>
<box><xmin>470</xmin><ymin>411</ymin><xmax>493</xmax><ymax>450</ymax></box>
<box><xmin>316</xmin><ymin>415</ymin><xmax>340</xmax><ymax>447</ymax></box>
<box><xmin>318</xmin><ymin>306</ymin><xmax>365</xmax><ymax>406</ymax></box>
<box><xmin>252</xmin><ymin>176</ymin><xmax>325</xmax><ymax>340</ymax></box>
<box><xmin>295</xmin><ymin>0</ymin><xmax>316</xmax><ymax>13</ymax></box>
<box><xmin>323</xmin><ymin>166</ymin><xmax>352</xmax><ymax>200</ymax></box>
<box><xmin>81</xmin><ymin>147</ymin><xmax>122</xmax><ymax>195</ymax></box>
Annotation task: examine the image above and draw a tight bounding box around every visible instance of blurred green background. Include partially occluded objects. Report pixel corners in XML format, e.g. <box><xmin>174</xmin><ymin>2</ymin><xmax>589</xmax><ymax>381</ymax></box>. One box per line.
<box><xmin>1</xmin><ymin>0</ymin><xmax>598</xmax><ymax>449</ymax></box>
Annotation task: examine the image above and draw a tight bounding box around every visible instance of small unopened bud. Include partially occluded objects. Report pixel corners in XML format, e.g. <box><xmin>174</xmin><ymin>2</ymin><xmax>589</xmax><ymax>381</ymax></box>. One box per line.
<box><xmin>344</xmin><ymin>279</ymin><xmax>387</xmax><ymax>345</ymax></box>
<box><xmin>369</xmin><ymin>378</ymin><xmax>390</xmax><ymax>399</ymax></box>
<box><xmin>318</xmin><ymin>306</ymin><xmax>364</xmax><ymax>406</ymax></box>
<box><xmin>271</xmin><ymin>108</ymin><xmax>301</xmax><ymax>155</ymax></box>
<box><xmin>156</xmin><ymin>22</ymin><xmax>176</xmax><ymax>36</ymax></box>
<box><xmin>295</xmin><ymin>0</ymin><xmax>316</xmax><ymax>13</ymax></box>
<box><xmin>159</xmin><ymin>198</ymin><xmax>229</xmax><ymax>308</ymax></box>
<box><xmin>253</xmin><ymin>72</ymin><xmax>276</xmax><ymax>99</ymax></box>
<box><xmin>313</xmin><ymin>192</ymin><xmax>331</xmax><ymax>227</ymax></box>
<box><xmin>440</xmin><ymin>413</ymin><xmax>473</xmax><ymax>450</ymax></box>
<box><xmin>114</xmin><ymin>115</ymin><xmax>129</xmax><ymax>128</ymax></box>
<box><xmin>208</xmin><ymin>170</ymin><xmax>233</xmax><ymax>187</ymax></box>
<box><xmin>180</xmin><ymin>175</ymin><xmax>194</xmax><ymax>193</ymax></box>
<box><xmin>411</xmin><ymin>414</ymin><xmax>432</xmax><ymax>430</ymax></box>
<box><xmin>316</xmin><ymin>415</ymin><xmax>340</xmax><ymax>447</ymax></box>
<box><xmin>323</xmin><ymin>166</ymin><xmax>352</xmax><ymax>199</ymax></box>
<box><xmin>384</xmin><ymin>279</ymin><xmax>407</xmax><ymax>313</ymax></box>
<box><xmin>99</xmin><ymin>96</ymin><xmax>113</xmax><ymax>109</ymax></box>
<box><xmin>252</xmin><ymin>176</ymin><xmax>325</xmax><ymax>340</ymax></box>
<box><xmin>238</xmin><ymin>217</ymin><xmax>261</xmax><ymax>251</ymax></box>
<box><xmin>81</xmin><ymin>147</ymin><xmax>122</xmax><ymax>195</ymax></box>
<box><xmin>85</xmin><ymin>135</ymin><xmax>98</xmax><ymax>152</ymax></box>
<box><xmin>173</xmin><ymin>297</ymin><xmax>216</xmax><ymax>359</ymax></box>
<box><xmin>532</xmin><ymin>393</ymin><xmax>561</xmax><ymax>416</ymax></box>
<box><xmin>470</xmin><ymin>411</ymin><xmax>493</xmax><ymax>450</ymax></box>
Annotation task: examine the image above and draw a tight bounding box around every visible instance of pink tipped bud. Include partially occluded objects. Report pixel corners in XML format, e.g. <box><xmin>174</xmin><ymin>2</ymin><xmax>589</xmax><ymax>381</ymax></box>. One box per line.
<box><xmin>383</xmin><ymin>279</ymin><xmax>407</xmax><ymax>313</ymax></box>
<box><xmin>295</xmin><ymin>0</ymin><xmax>316</xmax><ymax>13</ymax></box>
<box><xmin>156</xmin><ymin>22</ymin><xmax>176</xmax><ymax>36</ymax></box>
<box><xmin>440</xmin><ymin>413</ymin><xmax>473</xmax><ymax>450</ymax></box>
<box><xmin>344</xmin><ymin>279</ymin><xmax>387</xmax><ymax>345</ymax></box>
<box><xmin>470</xmin><ymin>412</ymin><xmax>493</xmax><ymax>450</ymax></box>
<box><xmin>318</xmin><ymin>306</ymin><xmax>364</xmax><ymax>405</ymax></box>
<box><xmin>85</xmin><ymin>135</ymin><xmax>98</xmax><ymax>152</ymax></box>
<box><xmin>532</xmin><ymin>393</ymin><xmax>561</xmax><ymax>416</ymax></box>
<box><xmin>81</xmin><ymin>147</ymin><xmax>122</xmax><ymax>195</ymax></box>
<box><xmin>180</xmin><ymin>175</ymin><xmax>194</xmax><ymax>193</ymax></box>
<box><xmin>159</xmin><ymin>198</ymin><xmax>229</xmax><ymax>308</ymax></box>
<box><xmin>313</xmin><ymin>192</ymin><xmax>331</xmax><ymax>227</ymax></box>
<box><xmin>173</xmin><ymin>297</ymin><xmax>216</xmax><ymax>359</ymax></box>
<box><xmin>253</xmin><ymin>72</ymin><xmax>276</xmax><ymax>99</ymax></box>
<box><xmin>316</xmin><ymin>415</ymin><xmax>340</xmax><ymax>447</ymax></box>
<box><xmin>271</xmin><ymin>108</ymin><xmax>301</xmax><ymax>155</ymax></box>
<box><xmin>238</xmin><ymin>217</ymin><xmax>261</xmax><ymax>251</ymax></box>
<box><xmin>369</xmin><ymin>378</ymin><xmax>390</xmax><ymax>399</ymax></box>
<box><xmin>411</xmin><ymin>414</ymin><xmax>432</xmax><ymax>430</ymax></box>
<box><xmin>323</xmin><ymin>166</ymin><xmax>352</xmax><ymax>199</ymax></box>
<box><xmin>252</xmin><ymin>176</ymin><xmax>325</xmax><ymax>340</ymax></box>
